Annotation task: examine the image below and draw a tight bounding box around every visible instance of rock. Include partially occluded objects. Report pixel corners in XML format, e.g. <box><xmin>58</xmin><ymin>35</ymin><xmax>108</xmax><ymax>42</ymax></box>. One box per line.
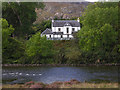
<box><xmin>23</xmin><ymin>79</ymin><xmax>80</xmax><ymax>88</ymax></box>
<box><xmin>52</xmin><ymin>81</ymin><xmax>63</xmax><ymax>85</ymax></box>
<box><xmin>62</xmin><ymin>14</ymin><xmax>68</xmax><ymax>19</ymax></box>
<box><xmin>30</xmin><ymin>83</ymin><xmax>45</xmax><ymax>88</ymax></box>
<box><xmin>25</xmin><ymin>81</ymin><xmax>35</xmax><ymax>86</ymax></box>
<box><xmin>70</xmin><ymin>79</ymin><xmax>80</xmax><ymax>84</ymax></box>
<box><xmin>46</xmin><ymin>84</ymin><xmax>59</xmax><ymax>88</ymax></box>
<box><xmin>35</xmin><ymin>2</ymin><xmax>90</xmax><ymax>24</ymax></box>
<box><xmin>64</xmin><ymin>81</ymin><xmax>72</xmax><ymax>85</ymax></box>
<box><xmin>47</xmin><ymin>81</ymin><xmax>63</xmax><ymax>88</ymax></box>
<box><xmin>30</xmin><ymin>84</ymin><xmax>43</xmax><ymax>88</ymax></box>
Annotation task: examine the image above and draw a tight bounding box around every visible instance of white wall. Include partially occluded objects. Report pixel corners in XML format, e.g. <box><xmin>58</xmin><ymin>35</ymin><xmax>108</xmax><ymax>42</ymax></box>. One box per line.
<box><xmin>69</xmin><ymin>35</ymin><xmax>73</xmax><ymax>38</ymax></box>
<box><xmin>46</xmin><ymin>35</ymin><xmax>50</xmax><ymax>38</ymax></box>
<box><xmin>77</xmin><ymin>27</ymin><xmax>80</xmax><ymax>31</ymax></box>
<box><xmin>52</xmin><ymin>26</ymin><xmax>80</xmax><ymax>34</ymax></box>
<box><xmin>63</xmin><ymin>35</ymin><xmax>67</xmax><ymax>38</ymax></box>
<box><xmin>57</xmin><ymin>35</ymin><xmax>61</xmax><ymax>38</ymax></box>
<box><xmin>52</xmin><ymin>27</ymin><xmax>56</xmax><ymax>32</ymax></box>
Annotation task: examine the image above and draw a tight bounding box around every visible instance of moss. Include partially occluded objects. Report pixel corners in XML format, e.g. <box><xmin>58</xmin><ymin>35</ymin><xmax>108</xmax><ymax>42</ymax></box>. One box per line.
<box><xmin>2</xmin><ymin>78</ymin><xmax>17</xmax><ymax>84</ymax></box>
<box><xmin>88</xmin><ymin>79</ymin><xmax>111</xmax><ymax>83</ymax></box>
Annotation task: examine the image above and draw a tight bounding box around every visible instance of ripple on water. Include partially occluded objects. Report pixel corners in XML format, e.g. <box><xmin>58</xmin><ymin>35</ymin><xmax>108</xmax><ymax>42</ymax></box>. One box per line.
<box><xmin>16</xmin><ymin>72</ymin><xmax>19</xmax><ymax>74</ymax></box>
<box><xmin>19</xmin><ymin>73</ymin><xmax>22</xmax><ymax>75</ymax></box>
<box><xmin>3</xmin><ymin>73</ymin><xmax>7</xmax><ymax>75</ymax></box>
<box><xmin>26</xmin><ymin>74</ymin><xmax>29</xmax><ymax>76</ymax></box>
<box><xmin>9</xmin><ymin>73</ymin><xmax>15</xmax><ymax>75</ymax></box>
<box><xmin>33</xmin><ymin>74</ymin><xmax>35</xmax><ymax>76</ymax></box>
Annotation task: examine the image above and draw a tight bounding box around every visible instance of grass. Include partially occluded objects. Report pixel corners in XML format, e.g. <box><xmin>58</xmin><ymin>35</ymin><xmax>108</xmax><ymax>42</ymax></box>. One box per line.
<box><xmin>2</xmin><ymin>84</ymin><xmax>24</xmax><ymax>88</ymax></box>
<box><xmin>60</xmin><ymin>83</ymin><xmax>118</xmax><ymax>88</ymax></box>
<box><xmin>2</xmin><ymin>82</ymin><xmax>118</xmax><ymax>88</ymax></box>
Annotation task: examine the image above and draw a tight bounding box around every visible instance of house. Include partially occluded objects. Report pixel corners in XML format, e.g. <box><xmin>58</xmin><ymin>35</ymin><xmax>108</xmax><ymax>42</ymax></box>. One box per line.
<box><xmin>41</xmin><ymin>18</ymin><xmax>80</xmax><ymax>40</ymax></box>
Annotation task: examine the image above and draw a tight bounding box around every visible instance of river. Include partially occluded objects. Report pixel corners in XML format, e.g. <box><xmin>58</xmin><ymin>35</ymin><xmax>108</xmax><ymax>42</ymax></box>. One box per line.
<box><xmin>2</xmin><ymin>66</ymin><xmax>118</xmax><ymax>84</ymax></box>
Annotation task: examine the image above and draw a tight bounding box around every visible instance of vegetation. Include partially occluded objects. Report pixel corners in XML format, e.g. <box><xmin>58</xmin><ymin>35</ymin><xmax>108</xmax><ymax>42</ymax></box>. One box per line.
<box><xmin>25</xmin><ymin>32</ymin><xmax>54</xmax><ymax>64</ymax></box>
<box><xmin>2</xmin><ymin>18</ymin><xmax>24</xmax><ymax>64</ymax></box>
<box><xmin>2</xmin><ymin>2</ymin><xmax>120</xmax><ymax>64</ymax></box>
<box><xmin>2</xmin><ymin>80</ymin><xmax>118</xmax><ymax>88</ymax></box>
<box><xmin>33</xmin><ymin>20</ymin><xmax>51</xmax><ymax>33</ymax></box>
<box><xmin>2</xmin><ymin>2</ymin><xmax>45</xmax><ymax>39</ymax></box>
<box><xmin>77</xmin><ymin>2</ymin><xmax>120</xmax><ymax>63</ymax></box>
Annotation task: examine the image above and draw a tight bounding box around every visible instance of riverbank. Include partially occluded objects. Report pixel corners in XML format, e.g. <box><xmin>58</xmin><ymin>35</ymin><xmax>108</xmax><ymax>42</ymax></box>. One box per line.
<box><xmin>1</xmin><ymin>63</ymin><xmax>120</xmax><ymax>67</ymax></box>
<box><xmin>2</xmin><ymin>79</ymin><xmax>118</xmax><ymax>88</ymax></box>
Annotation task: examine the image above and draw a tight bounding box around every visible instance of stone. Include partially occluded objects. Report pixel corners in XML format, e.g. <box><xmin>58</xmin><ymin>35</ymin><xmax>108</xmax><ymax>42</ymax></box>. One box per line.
<box><xmin>25</xmin><ymin>81</ymin><xmax>35</xmax><ymax>86</ymax></box>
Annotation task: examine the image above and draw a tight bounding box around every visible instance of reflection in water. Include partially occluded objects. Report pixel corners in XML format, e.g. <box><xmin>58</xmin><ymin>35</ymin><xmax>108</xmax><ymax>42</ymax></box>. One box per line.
<box><xmin>2</xmin><ymin>66</ymin><xmax>118</xmax><ymax>84</ymax></box>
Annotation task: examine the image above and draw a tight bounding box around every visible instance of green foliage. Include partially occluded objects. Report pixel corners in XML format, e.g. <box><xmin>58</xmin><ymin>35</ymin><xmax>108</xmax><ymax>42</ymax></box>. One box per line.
<box><xmin>2</xmin><ymin>18</ymin><xmax>25</xmax><ymax>64</ymax></box>
<box><xmin>78</xmin><ymin>2</ymin><xmax>119</xmax><ymax>63</ymax></box>
<box><xmin>53</xmin><ymin>40</ymin><xmax>82</xmax><ymax>64</ymax></box>
<box><xmin>2</xmin><ymin>2</ymin><xmax>120</xmax><ymax>64</ymax></box>
<box><xmin>2</xmin><ymin>38</ymin><xmax>25</xmax><ymax>64</ymax></box>
<box><xmin>2</xmin><ymin>2</ymin><xmax>45</xmax><ymax>38</ymax></box>
<box><xmin>33</xmin><ymin>20</ymin><xmax>51</xmax><ymax>33</ymax></box>
<box><xmin>26</xmin><ymin>32</ymin><xmax>54</xmax><ymax>64</ymax></box>
<box><xmin>2</xmin><ymin>18</ymin><xmax>14</xmax><ymax>49</ymax></box>
<box><xmin>65</xmin><ymin>46</ymin><xmax>81</xmax><ymax>64</ymax></box>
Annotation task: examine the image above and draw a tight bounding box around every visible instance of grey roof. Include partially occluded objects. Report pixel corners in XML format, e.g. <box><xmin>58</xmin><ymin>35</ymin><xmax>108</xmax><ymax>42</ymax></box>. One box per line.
<box><xmin>53</xmin><ymin>20</ymin><xmax>80</xmax><ymax>27</ymax></box>
<box><xmin>53</xmin><ymin>32</ymin><xmax>63</xmax><ymax>35</ymax></box>
<box><xmin>41</xmin><ymin>28</ymin><xmax>53</xmax><ymax>34</ymax></box>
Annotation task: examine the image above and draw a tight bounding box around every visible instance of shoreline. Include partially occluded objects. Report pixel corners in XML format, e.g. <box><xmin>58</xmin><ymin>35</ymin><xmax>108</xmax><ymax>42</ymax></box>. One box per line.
<box><xmin>1</xmin><ymin>63</ymin><xmax>120</xmax><ymax>67</ymax></box>
<box><xmin>2</xmin><ymin>79</ymin><xmax>118</xmax><ymax>88</ymax></box>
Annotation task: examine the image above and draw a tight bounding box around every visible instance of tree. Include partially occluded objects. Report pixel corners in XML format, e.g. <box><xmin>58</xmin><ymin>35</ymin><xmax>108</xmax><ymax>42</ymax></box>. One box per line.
<box><xmin>26</xmin><ymin>32</ymin><xmax>54</xmax><ymax>64</ymax></box>
<box><xmin>33</xmin><ymin>20</ymin><xmax>51</xmax><ymax>33</ymax></box>
<box><xmin>2</xmin><ymin>18</ymin><xmax>24</xmax><ymax>64</ymax></box>
<box><xmin>78</xmin><ymin>2</ymin><xmax>119</xmax><ymax>63</ymax></box>
<box><xmin>65</xmin><ymin>46</ymin><xmax>81</xmax><ymax>64</ymax></box>
<box><xmin>2</xmin><ymin>18</ymin><xmax>14</xmax><ymax>49</ymax></box>
<box><xmin>2</xmin><ymin>2</ymin><xmax>45</xmax><ymax>38</ymax></box>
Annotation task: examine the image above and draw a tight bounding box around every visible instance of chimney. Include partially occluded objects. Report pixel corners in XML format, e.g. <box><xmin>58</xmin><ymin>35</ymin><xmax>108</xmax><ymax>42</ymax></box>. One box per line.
<box><xmin>77</xmin><ymin>18</ymin><xmax>80</xmax><ymax>22</ymax></box>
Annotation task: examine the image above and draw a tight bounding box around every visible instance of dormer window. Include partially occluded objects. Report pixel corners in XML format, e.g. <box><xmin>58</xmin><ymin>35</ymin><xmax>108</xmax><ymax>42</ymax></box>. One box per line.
<box><xmin>64</xmin><ymin>22</ymin><xmax>71</xmax><ymax>26</ymax></box>
<box><xmin>58</xmin><ymin>28</ymin><xmax>61</xmax><ymax>31</ymax></box>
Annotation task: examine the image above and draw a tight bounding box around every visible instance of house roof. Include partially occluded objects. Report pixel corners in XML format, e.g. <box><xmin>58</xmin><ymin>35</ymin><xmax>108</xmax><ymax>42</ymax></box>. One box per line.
<box><xmin>53</xmin><ymin>20</ymin><xmax>80</xmax><ymax>27</ymax></box>
<box><xmin>41</xmin><ymin>28</ymin><xmax>53</xmax><ymax>34</ymax></box>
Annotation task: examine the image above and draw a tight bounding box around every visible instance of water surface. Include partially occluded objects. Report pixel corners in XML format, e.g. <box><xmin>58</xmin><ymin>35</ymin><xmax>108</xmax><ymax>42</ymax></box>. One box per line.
<box><xmin>2</xmin><ymin>66</ymin><xmax>118</xmax><ymax>84</ymax></box>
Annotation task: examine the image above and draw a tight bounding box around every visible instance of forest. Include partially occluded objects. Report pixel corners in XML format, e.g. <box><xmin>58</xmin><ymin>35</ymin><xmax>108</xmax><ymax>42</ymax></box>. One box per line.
<box><xmin>2</xmin><ymin>2</ymin><xmax>120</xmax><ymax>64</ymax></box>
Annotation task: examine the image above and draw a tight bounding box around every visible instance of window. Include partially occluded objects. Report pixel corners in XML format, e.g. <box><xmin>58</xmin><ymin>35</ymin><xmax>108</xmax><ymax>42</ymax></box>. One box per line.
<box><xmin>50</xmin><ymin>35</ymin><xmax>51</xmax><ymax>38</ymax></box>
<box><xmin>58</xmin><ymin>28</ymin><xmax>61</xmax><ymax>31</ymax></box>
<box><xmin>61</xmin><ymin>35</ymin><xmax>63</xmax><ymax>38</ymax></box>
<box><xmin>72</xmin><ymin>28</ymin><xmax>75</xmax><ymax>32</ymax></box>
<box><xmin>67</xmin><ymin>28</ymin><xmax>69</xmax><ymax>33</ymax></box>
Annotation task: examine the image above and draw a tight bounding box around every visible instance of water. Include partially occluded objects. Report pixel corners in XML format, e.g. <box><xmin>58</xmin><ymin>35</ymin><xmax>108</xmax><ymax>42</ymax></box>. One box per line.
<box><xmin>2</xmin><ymin>66</ymin><xmax>118</xmax><ymax>84</ymax></box>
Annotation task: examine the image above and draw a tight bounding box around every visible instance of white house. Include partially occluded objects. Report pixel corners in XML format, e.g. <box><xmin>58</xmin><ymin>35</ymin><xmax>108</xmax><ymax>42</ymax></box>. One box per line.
<box><xmin>41</xmin><ymin>18</ymin><xmax>80</xmax><ymax>40</ymax></box>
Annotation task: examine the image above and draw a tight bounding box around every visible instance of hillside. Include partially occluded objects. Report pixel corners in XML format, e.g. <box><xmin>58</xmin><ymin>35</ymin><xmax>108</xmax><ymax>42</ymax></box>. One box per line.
<box><xmin>34</xmin><ymin>2</ymin><xmax>91</xmax><ymax>24</ymax></box>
